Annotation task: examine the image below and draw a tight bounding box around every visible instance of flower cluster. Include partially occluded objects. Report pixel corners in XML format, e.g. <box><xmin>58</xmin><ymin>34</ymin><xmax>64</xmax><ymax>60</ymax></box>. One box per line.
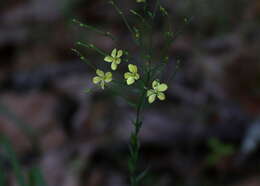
<box><xmin>92</xmin><ymin>48</ymin><xmax>168</xmax><ymax>104</ymax></box>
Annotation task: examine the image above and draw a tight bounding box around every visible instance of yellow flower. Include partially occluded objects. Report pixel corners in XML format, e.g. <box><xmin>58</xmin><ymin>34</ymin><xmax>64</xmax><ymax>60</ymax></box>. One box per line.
<box><xmin>146</xmin><ymin>80</ymin><xmax>168</xmax><ymax>104</ymax></box>
<box><xmin>104</xmin><ymin>48</ymin><xmax>123</xmax><ymax>70</ymax></box>
<box><xmin>124</xmin><ymin>64</ymin><xmax>140</xmax><ymax>85</ymax></box>
<box><xmin>92</xmin><ymin>69</ymin><xmax>112</xmax><ymax>89</ymax></box>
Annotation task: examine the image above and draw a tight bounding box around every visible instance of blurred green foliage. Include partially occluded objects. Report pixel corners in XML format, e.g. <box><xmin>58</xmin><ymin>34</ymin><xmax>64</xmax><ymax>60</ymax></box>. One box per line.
<box><xmin>207</xmin><ymin>138</ymin><xmax>235</xmax><ymax>166</ymax></box>
<box><xmin>0</xmin><ymin>102</ymin><xmax>41</xmax><ymax>153</ymax></box>
<box><xmin>0</xmin><ymin>136</ymin><xmax>46</xmax><ymax>186</ymax></box>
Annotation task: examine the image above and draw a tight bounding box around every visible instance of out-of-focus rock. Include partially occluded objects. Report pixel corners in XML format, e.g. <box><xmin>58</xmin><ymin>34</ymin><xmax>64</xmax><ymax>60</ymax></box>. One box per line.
<box><xmin>224</xmin><ymin>51</ymin><xmax>260</xmax><ymax>115</ymax></box>
<box><xmin>41</xmin><ymin>127</ymin><xmax>67</xmax><ymax>152</ymax></box>
<box><xmin>233</xmin><ymin>177</ymin><xmax>260</xmax><ymax>186</ymax></box>
<box><xmin>0</xmin><ymin>92</ymin><xmax>59</xmax><ymax>153</ymax></box>
<box><xmin>40</xmin><ymin>150</ymin><xmax>68</xmax><ymax>186</ymax></box>
<box><xmin>0</xmin><ymin>114</ymin><xmax>31</xmax><ymax>153</ymax></box>
<box><xmin>3</xmin><ymin>0</ymin><xmax>63</xmax><ymax>24</ymax></box>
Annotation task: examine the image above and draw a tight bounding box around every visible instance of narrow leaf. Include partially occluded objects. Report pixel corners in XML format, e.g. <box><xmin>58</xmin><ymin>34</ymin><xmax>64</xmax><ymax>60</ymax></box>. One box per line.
<box><xmin>0</xmin><ymin>136</ymin><xmax>27</xmax><ymax>186</ymax></box>
<box><xmin>28</xmin><ymin>167</ymin><xmax>46</xmax><ymax>186</ymax></box>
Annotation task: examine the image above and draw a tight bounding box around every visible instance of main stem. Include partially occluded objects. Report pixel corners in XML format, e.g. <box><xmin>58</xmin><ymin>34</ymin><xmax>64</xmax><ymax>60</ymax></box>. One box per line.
<box><xmin>128</xmin><ymin>2</ymin><xmax>154</xmax><ymax>184</ymax></box>
<box><xmin>129</xmin><ymin>89</ymin><xmax>146</xmax><ymax>186</ymax></box>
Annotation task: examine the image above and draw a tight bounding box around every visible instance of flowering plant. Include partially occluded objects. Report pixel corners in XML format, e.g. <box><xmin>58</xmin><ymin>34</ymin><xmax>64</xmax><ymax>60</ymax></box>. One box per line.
<box><xmin>72</xmin><ymin>0</ymin><xmax>190</xmax><ymax>185</ymax></box>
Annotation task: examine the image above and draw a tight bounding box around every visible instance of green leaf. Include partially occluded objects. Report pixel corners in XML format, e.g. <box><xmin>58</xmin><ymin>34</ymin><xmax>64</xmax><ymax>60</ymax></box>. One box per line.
<box><xmin>207</xmin><ymin>138</ymin><xmax>235</xmax><ymax>166</ymax></box>
<box><xmin>0</xmin><ymin>135</ymin><xmax>27</xmax><ymax>186</ymax></box>
<box><xmin>28</xmin><ymin>167</ymin><xmax>46</xmax><ymax>186</ymax></box>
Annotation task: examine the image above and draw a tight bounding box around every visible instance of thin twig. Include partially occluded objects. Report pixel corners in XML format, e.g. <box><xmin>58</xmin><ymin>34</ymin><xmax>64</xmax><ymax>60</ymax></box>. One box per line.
<box><xmin>168</xmin><ymin>59</ymin><xmax>181</xmax><ymax>82</ymax></box>
<box><xmin>130</xmin><ymin>9</ymin><xmax>148</xmax><ymax>25</ymax></box>
<box><xmin>71</xmin><ymin>48</ymin><xmax>96</xmax><ymax>70</ymax></box>
<box><xmin>162</xmin><ymin>16</ymin><xmax>193</xmax><ymax>64</ymax></box>
<box><xmin>72</xmin><ymin>19</ymin><xmax>117</xmax><ymax>41</ymax></box>
<box><xmin>109</xmin><ymin>1</ymin><xmax>134</xmax><ymax>34</ymax></box>
<box><xmin>152</xmin><ymin>0</ymin><xmax>160</xmax><ymax>19</ymax></box>
<box><xmin>109</xmin><ymin>1</ymin><xmax>140</xmax><ymax>45</ymax></box>
<box><xmin>76</xmin><ymin>41</ymin><xmax>107</xmax><ymax>56</ymax></box>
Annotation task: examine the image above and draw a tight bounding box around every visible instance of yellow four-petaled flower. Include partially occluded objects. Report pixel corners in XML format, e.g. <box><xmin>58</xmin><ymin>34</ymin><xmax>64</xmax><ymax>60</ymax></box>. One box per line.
<box><xmin>104</xmin><ymin>48</ymin><xmax>123</xmax><ymax>70</ymax></box>
<box><xmin>124</xmin><ymin>64</ymin><xmax>140</xmax><ymax>85</ymax></box>
<box><xmin>92</xmin><ymin>69</ymin><xmax>112</xmax><ymax>89</ymax></box>
<box><xmin>97</xmin><ymin>48</ymin><xmax>168</xmax><ymax>104</ymax></box>
<box><xmin>146</xmin><ymin>80</ymin><xmax>168</xmax><ymax>103</ymax></box>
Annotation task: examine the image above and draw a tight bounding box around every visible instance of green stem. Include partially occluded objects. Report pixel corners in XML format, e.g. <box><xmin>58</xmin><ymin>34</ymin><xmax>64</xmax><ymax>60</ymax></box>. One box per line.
<box><xmin>129</xmin><ymin>90</ymin><xmax>146</xmax><ymax>186</ymax></box>
<box><xmin>109</xmin><ymin>1</ymin><xmax>134</xmax><ymax>35</ymax></box>
<box><xmin>1</xmin><ymin>136</ymin><xmax>27</xmax><ymax>186</ymax></box>
<box><xmin>109</xmin><ymin>1</ymin><xmax>140</xmax><ymax>45</ymax></box>
<box><xmin>161</xmin><ymin>16</ymin><xmax>193</xmax><ymax>64</ymax></box>
<box><xmin>72</xmin><ymin>19</ymin><xmax>117</xmax><ymax>41</ymax></box>
<box><xmin>152</xmin><ymin>0</ymin><xmax>160</xmax><ymax>19</ymax></box>
<box><xmin>168</xmin><ymin>59</ymin><xmax>181</xmax><ymax>82</ymax></box>
<box><xmin>128</xmin><ymin>66</ymin><xmax>150</xmax><ymax>186</ymax></box>
<box><xmin>71</xmin><ymin>48</ymin><xmax>97</xmax><ymax>70</ymax></box>
<box><xmin>130</xmin><ymin>10</ymin><xmax>148</xmax><ymax>25</ymax></box>
<box><xmin>76</xmin><ymin>41</ymin><xmax>107</xmax><ymax>56</ymax></box>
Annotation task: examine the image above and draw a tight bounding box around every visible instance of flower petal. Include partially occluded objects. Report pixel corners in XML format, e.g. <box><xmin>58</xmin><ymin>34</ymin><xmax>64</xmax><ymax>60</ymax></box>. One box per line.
<box><xmin>105</xmin><ymin>79</ymin><xmax>112</xmax><ymax>83</ymax></box>
<box><xmin>128</xmin><ymin>64</ymin><xmax>137</xmax><ymax>73</ymax></box>
<box><xmin>115</xmin><ymin>58</ymin><xmax>121</xmax><ymax>64</ymax></box>
<box><xmin>93</xmin><ymin>76</ymin><xmax>101</xmax><ymax>84</ymax></box>
<box><xmin>152</xmin><ymin>80</ymin><xmax>159</xmax><ymax>89</ymax></box>
<box><xmin>105</xmin><ymin>72</ymin><xmax>112</xmax><ymax>78</ymax></box>
<box><xmin>157</xmin><ymin>92</ymin><xmax>166</xmax><ymax>100</ymax></box>
<box><xmin>148</xmin><ymin>94</ymin><xmax>156</xmax><ymax>103</ymax></box>
<box><xmin>111</xmin><ymin>48</ymin><xmax>117</xmax><ymax>58</ymax></box>
<box><xmin>104</xmin><ymin>56</ymin><xmax>113</xmax><ymax>62</ymax></box>
<box><xmin>105</xmin><ymin>72</ymin><xmax>112</xmax><ymax>82</ymax></box>
<box><xmin>157</xmin><ymin>83</ymin><xmax>168</xmax><ymax>92</ymax></box>
<box><xmin>124</xmin><ymin>72</ymin><xmax>132</xmax><ymax>79</ymax></box>
<box><xmin>111</xmin><ymin>62</ymin><xmax>117</xmax><ymax>70</ymax></box>
<box><xmin>96</xmin><ymin>69</ymin><xmax>104</xmax><ymax>77</ymax></box>
<box><xmin>134</xmin><ymin>73</ymin><xmax>140</xmax><ymax>80</ymax></box>
<box><xmin>100</xmin><ymin>81</ymin><xmax>105</xmax><ymax>89</ymax></box>
<box><xmin>117</xmin><ymin>50</ymin><xmax>123</xmax><ymax>57</ymax></box>
<box><xmin>146</xmin><ymin>90</ymin><xmax>154</xmax><ymax>97</ymax></box>
<box><xmin>127</xmin><ymin>77</ymin><xmax>135</xmax><ymax>85</ymax></box>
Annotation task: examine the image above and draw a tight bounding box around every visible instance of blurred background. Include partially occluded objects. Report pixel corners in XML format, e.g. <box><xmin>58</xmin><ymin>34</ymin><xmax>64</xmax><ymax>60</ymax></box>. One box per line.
<box><xmin>1</xmin><ymin>0</ymin><xmax>260</xmax><ymax>185</ymax></box>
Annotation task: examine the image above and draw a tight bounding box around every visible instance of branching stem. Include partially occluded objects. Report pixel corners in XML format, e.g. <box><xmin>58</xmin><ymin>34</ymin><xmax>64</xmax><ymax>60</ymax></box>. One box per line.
<box><xmin>109</xmin><ymin>1</ymin><xmax>140</xmax><ymax>45</ymax></box>
<box><xmin>72</xmin><ymin>19</ymin><xmax>117</xmax><ymax>41</ymax></box>
<box><xmin>71</xmin><ymin>48</ymin><xmax>96</xmax><ymax>70</ymax></box>
<box><xmin>76</xmin><ymin>41</ymin><xmax>107</xmax><ymax>56</ymax></box>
